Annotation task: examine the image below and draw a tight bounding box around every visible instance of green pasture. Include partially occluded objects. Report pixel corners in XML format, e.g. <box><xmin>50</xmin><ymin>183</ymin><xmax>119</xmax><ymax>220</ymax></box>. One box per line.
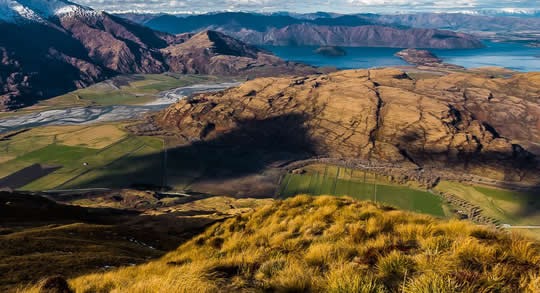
<box><xmin>435</xmin><ymin>181</ymin><xmax>540</xmax><ymax>226</ymax></box>
<box><xmin>279</xmin><ymin>166</ymin><xmax>446</xmax><ymax>217</ymax></box>
<box><xmin>0</xmin><ymin>124</ymin><xmax>165</xmax><ymax>191</ymax></box>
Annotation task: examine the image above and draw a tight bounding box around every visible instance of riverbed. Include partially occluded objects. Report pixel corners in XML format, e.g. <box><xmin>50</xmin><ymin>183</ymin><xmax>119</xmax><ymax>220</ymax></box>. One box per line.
<box><xmin>0</xmin><ymin>82</ymin><xmax>240</xmax><ymax>133</ymax></box>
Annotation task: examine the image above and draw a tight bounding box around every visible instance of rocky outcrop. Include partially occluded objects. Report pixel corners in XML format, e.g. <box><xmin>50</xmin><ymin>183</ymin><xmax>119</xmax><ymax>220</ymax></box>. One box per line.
<box><xmin>157</xmin><ymin>69</ymin><xmax>540</xmax><ymax>184</ymax></box>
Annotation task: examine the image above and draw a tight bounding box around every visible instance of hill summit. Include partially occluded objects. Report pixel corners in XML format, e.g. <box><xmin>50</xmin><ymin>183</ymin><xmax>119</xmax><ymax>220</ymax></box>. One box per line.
<box><xmin>34</xmin><ymin>195</ymin><xmax>540</xmax><ymax>292</ymax></box>
<box><xmin>157</xmin><ymin>69</ymin><xmax>540</xmax><ymax>185</ymax></box>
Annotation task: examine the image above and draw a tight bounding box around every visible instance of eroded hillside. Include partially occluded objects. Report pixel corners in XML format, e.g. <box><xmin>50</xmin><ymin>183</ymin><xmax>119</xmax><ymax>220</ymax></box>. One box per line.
<box><xmin>156</xmin><ymin>69</ymin><xmax>540</xmax><ymax>184</ymax></box>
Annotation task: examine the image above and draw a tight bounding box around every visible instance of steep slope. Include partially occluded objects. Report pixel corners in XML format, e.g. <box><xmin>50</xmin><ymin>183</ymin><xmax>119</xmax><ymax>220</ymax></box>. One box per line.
<box><xmin>50</xmin><ymin>195</ymin><xmax>540</xmax><ymax>292</ymax></box>
<box><xmin>157</xmin><ymin>69</ymin><xmax>540</xmax><ymax>184</ymax></box>
<box><xmin>161</xmin><ymin>30</ymin><xmax>320</xmax><ymax>76</ymax></box>
<box><xmin>0</xmin><ymin>190</ymin><xmax>271</xmax><ymax>291</ymax></box>
<box><xmin>0</xmin><ymin>21</ymin><xmax>109</xmax><ymax>108</ymax></box>
<box><xmin>0</xmin><ymin>0</ymin><xmax>172</xmax><ymax>109</ymax></box>
<box><xmin>141</xmin><ymin>12</ymin><xmax>484</xmax><ymax>49</ymax></box>
<box><xmin>0</xmin><ymin>1</ymin><xmax>317</xmax><ymax>110</ymax></box>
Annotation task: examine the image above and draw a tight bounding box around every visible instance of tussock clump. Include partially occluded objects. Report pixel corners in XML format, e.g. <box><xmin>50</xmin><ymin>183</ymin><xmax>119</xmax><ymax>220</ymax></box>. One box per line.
<box><xmin>25</xmin><ymin>195</ymin><xmax>540</xmax><ymax>292</ymax></box>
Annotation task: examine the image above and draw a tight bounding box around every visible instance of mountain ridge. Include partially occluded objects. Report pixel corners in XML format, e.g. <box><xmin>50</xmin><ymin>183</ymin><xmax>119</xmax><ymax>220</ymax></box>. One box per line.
<box><xmin>135</xmin><ymin>12</ymin><xmax>484</xmax><ymax>49</ymax></box>
<box><xmin>0</xmin><ymin>3</ymin><xmax>322</xmax><ymax>110</ymax></box>
<box><xmin>0</xmin><ymin>0</ymin><xmax>100</xmax><ymax>23</ymax></box>
<box><xmin>119</xmin><ymin>11</ymin><xmax>539</xmax><ymax>44</ymax></box>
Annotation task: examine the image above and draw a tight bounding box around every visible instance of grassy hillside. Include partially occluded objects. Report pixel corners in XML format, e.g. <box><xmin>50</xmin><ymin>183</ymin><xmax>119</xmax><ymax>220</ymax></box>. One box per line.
<box><xmin>0</xmin><ymin>124</ymin><xmax>164</xmax><ymax>190</ymax></box>
<box><xmin>25</xmin><ymin>195</ymin><xmax>540</xmax><ymax>293</ymax></box>
<box><xmin>1</xmin><ymin>191</ymin><xmax>270</xmax><ymax>292</ymax></box>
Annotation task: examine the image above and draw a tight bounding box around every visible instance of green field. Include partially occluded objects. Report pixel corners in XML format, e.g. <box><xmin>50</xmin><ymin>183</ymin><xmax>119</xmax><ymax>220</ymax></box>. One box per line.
<box><xmin>0</xmin><ymin>124</ymin><xmax>165</xmax><ymax>190</ymax></box>
<box><xmin>0</xmin><ymin>74</ymin><xmax>235</xmax><ymax>118</ymax></box>
<box><xmin>279</xmin><ymin>166</ymin><xmax>446</xmax><ymax>217</ymax></box>
<box><xmin>435</xmin><ymin>181</ymin><xmax>540</xmax><ymax>226</ymax></box>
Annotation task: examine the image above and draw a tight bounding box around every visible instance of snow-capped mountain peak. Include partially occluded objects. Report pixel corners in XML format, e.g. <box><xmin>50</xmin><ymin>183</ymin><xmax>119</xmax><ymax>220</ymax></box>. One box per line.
<box><xmin>0</xmin><ymin>0</ymin><xmax>98</xmax><ymax>23</ymax></box>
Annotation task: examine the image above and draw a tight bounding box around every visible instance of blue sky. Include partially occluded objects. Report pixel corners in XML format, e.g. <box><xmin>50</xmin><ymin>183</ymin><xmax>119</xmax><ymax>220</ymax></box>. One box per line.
<box><xmin>77</xmin><ymin>0</ymin><xmax>539</xmax><ymax>14</ymax></box>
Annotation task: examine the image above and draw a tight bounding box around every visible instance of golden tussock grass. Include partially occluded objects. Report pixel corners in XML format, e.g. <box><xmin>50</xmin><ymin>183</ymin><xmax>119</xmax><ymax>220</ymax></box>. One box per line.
<box><xmin>21</xmin><ymin>195</ymin><xmax>540</xmax><ymax>292</ymax></box>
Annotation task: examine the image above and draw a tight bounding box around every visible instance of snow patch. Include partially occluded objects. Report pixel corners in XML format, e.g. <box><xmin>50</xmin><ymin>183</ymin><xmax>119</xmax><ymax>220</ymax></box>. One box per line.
<box><xmin>0</xmin><ymin>0</ymin><xmax>45</xmax><ymax>23</ymax></box>
<box><xmin>0</xmin><ymin>0</ymin><xmax>99</xmax><ymax>23</ymax></box>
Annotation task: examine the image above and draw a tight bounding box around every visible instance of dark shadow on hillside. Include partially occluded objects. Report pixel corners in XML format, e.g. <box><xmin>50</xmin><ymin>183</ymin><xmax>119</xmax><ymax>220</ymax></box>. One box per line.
<box><xmin>395</xmin><ymin>129</ymin><xmax>540</xmax><ymax>219</ymax></box>
<box><xmin>0</xmin><ymin>164</ymin><xmax>61</xmax><ymax>189</ymax></box>
<box><xmin>69</xmin><ymin>113</ymin><xmax>316</xmax><ymax>195</ymax></box>
<box><xmin>68</xmin><ymin>113</ymin><xmax>540</xmax><ymax>210</ymax></box>
<box><xmin>0</xmin><ymin>23</ymin><xmax>115</xmax><ymax>108</ymax></box>
<box><xmin>493</xmin><ymin>182</ymin><xmax>540</xmax><ymax>221</ymax></box>
<box><xmin>0</xmin><ymin>191</ymin><xmax>229</xmax><ymax>290</ymax></box>
<box><xmin>395</xmin><ymin>129</ymin><xmax>539</xmax><ymax>176</ymax></box>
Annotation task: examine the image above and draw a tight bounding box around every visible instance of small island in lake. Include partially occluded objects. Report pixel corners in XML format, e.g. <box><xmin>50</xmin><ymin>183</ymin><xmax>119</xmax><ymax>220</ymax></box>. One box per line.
<box><xmin>313</xmin><ymin>46</ymin><xmax>347</xmax><ymax>57</ymax></box>
<box><xmin>395</xmin><ymin>48</ymin><xmax>464</xmax><ymax>69</ymax></box>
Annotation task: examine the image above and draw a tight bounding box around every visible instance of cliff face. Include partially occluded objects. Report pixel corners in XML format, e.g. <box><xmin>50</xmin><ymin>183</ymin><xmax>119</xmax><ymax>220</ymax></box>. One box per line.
<box><xmin>158</xmin><ymin>69</ymin><xmax>540</xmax><ymax>184</ymax></box>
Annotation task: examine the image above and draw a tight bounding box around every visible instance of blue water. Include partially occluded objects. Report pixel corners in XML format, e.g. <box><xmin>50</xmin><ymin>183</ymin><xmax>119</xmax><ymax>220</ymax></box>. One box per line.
<box><xmin>265</xmin><ymin>41</ymin><xmax>540</xmax><ymax>72</ymax></box>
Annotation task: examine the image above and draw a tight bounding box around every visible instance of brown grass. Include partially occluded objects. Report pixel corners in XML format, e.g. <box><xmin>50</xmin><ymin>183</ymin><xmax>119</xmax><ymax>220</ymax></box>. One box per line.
<box><xmin>22</xmin><ymin>195</ymin><xmax>540</xmax><ymax>292</ymax></box>
<box><xmin>56</xmin><ymin>125</ymin><xmax>127</xmax><ymax>149</ymax></box>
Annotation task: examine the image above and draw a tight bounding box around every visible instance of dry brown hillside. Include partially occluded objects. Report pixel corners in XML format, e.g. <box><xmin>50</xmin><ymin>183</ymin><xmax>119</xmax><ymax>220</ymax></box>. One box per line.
<box><xmin>30</xmin><ymin>195</ymin><xmax>540</xmax><ymax>293</ymax></box>
<box><xmin>156</xmin><ymin>69</ymin><xmax>540</xmax><ymax>184</ymax></box>
<box><xmin>0</xmin><ymin>190</ymin><xmax>270</xmax><ymax>292</ymax></box>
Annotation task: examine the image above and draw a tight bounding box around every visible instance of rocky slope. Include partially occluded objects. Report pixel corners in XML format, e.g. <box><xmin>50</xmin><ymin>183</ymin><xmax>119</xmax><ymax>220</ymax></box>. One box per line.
<box><xmin>157</xmin><ymin>69</ymin><xmax>540</xmax><ymax>184</ymax></box>
<box><xmin>140</xmin><ymin>12</ymin><xmax>484</xmax><ymax>49</ymax></box>
<box><xmin>161</xmin><ymin>30</ymin><xmax>321</xmax><ymax>76</ymax></box>
<box><xmin>0</xmin><ymin>1</ymin><xmax>319</xmax><ymax>110</ymax></box>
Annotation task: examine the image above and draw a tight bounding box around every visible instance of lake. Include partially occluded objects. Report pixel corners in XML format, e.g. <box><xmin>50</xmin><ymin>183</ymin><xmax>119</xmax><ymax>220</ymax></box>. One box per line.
<box><xmin>265</xmin><ymin>41</ymin><xmax>540</xmax><ymax>72</ymax></box>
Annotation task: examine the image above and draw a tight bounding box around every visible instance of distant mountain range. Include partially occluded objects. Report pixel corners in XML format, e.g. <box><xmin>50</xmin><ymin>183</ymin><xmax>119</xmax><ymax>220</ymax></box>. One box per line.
<box><xmin>273</xmin><ymin>9</ymin><xmax>540</xmax><ymax>18</ymax></box>
<box><xmin>118</xmin><ymin>11</ymin><xmax>539</xmax><ymax>45</ymax></box>
<box><xmin>363</xmin><ymin>13</ymin><xmax>540</xmax><ymax>34</ymax></box>
<box><xmin>0</xmin><ymin>1</ymin><xmax>320</xmax><ymax>110</ymax></box>
<box><xmin>120</xmin><ymin>12</ymin><xmax>483</xmax><ymax>49</ymax></box>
